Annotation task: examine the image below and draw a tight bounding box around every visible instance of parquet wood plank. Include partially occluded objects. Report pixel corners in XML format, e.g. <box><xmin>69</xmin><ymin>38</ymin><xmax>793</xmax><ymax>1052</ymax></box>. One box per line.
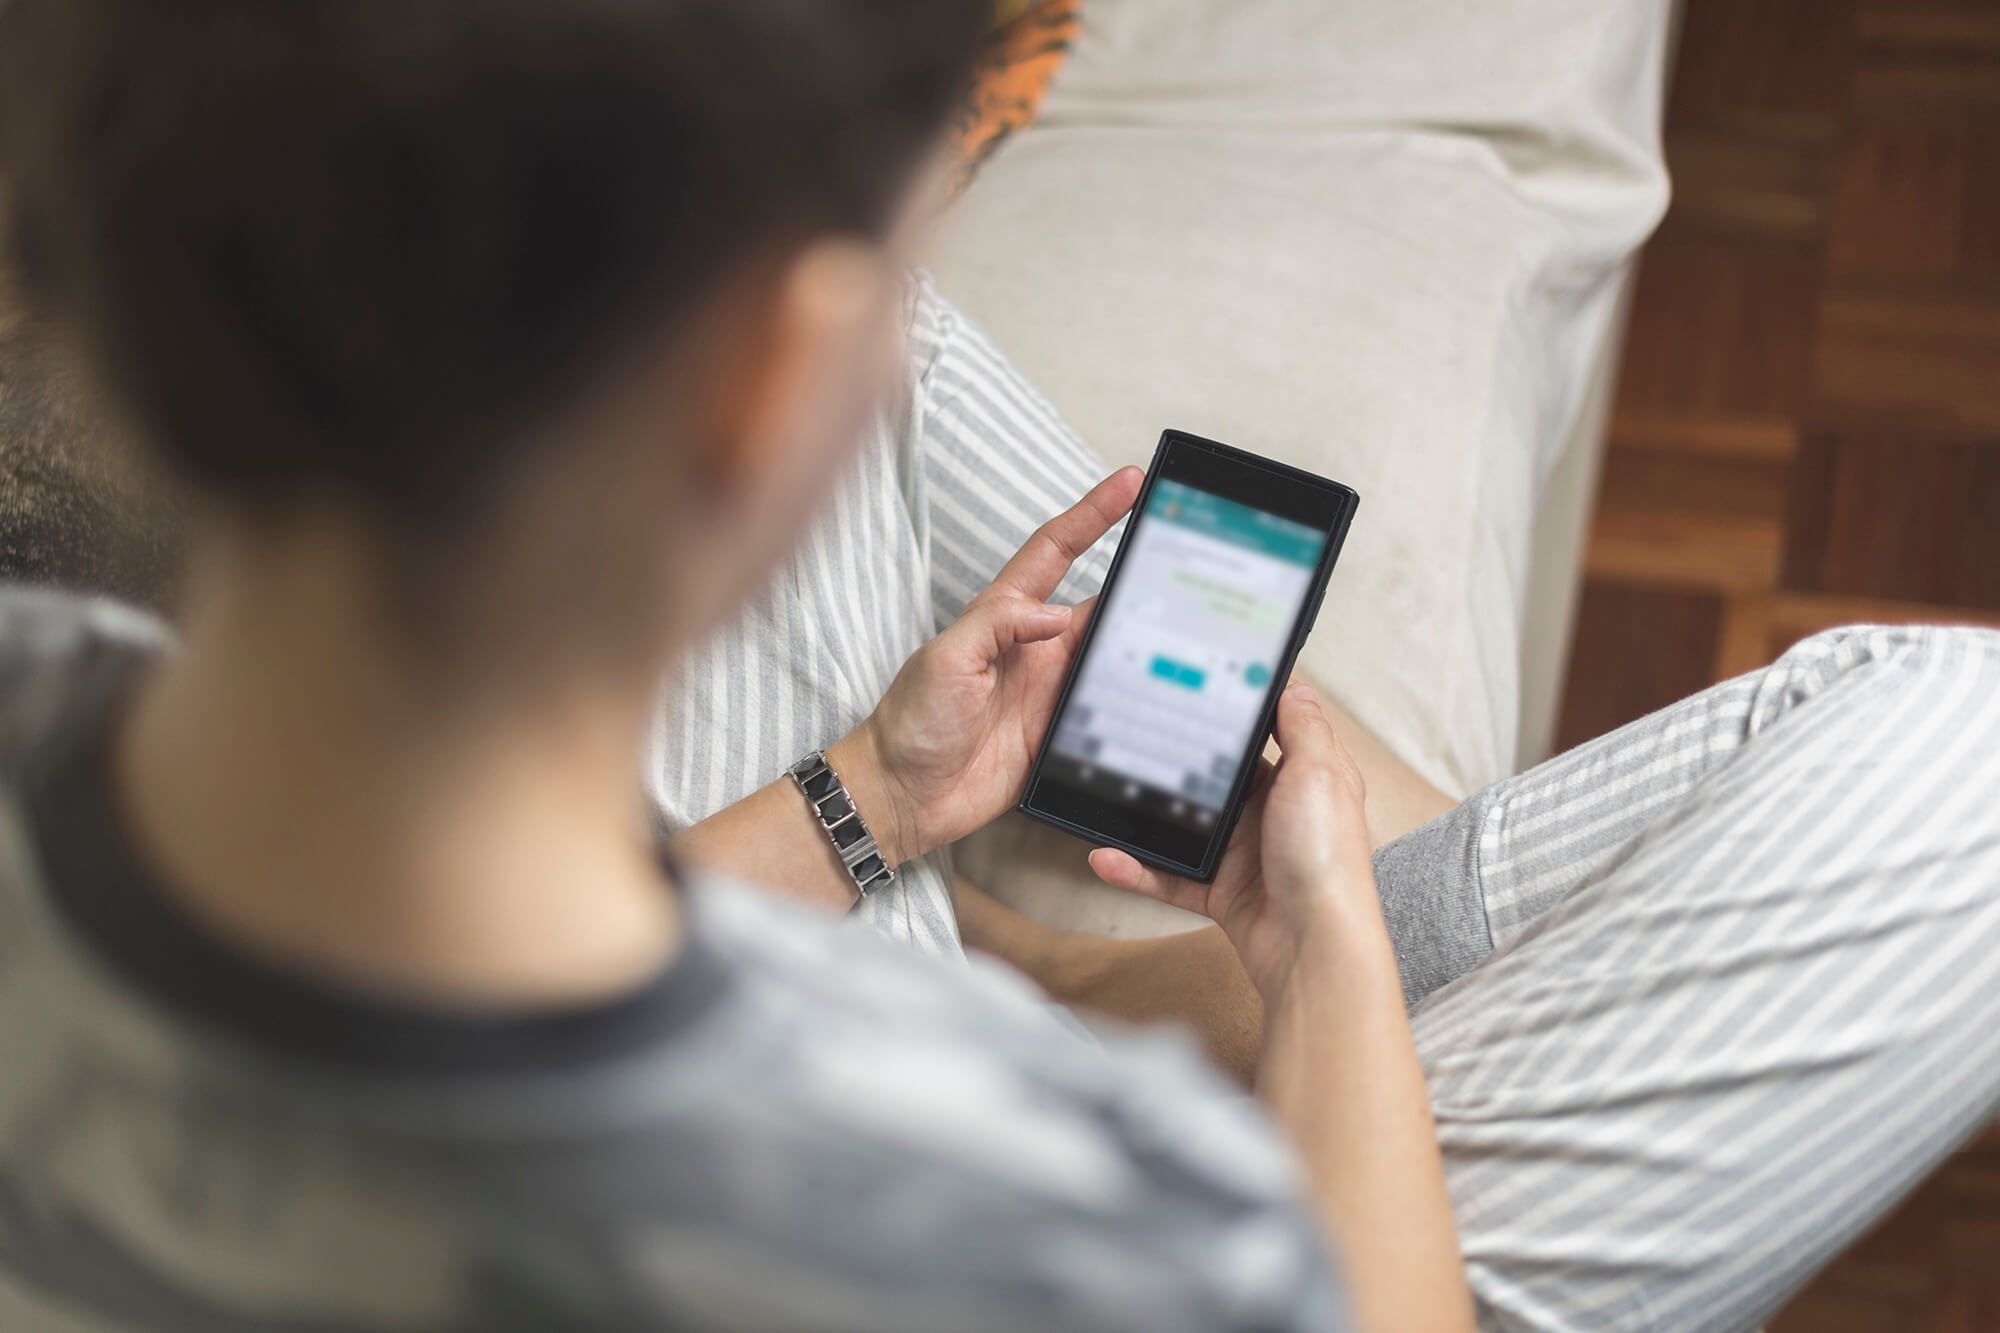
<box><xmin>1672</xmin><ymin>0</ymin><xmax>1857</xmax><ymax>130</ymax></box>
<box><xmin>1767</xmin><ymin>593</ymin><xmax>2000</xmax><ymax>651</ymax></box>
<box><xmin>1617</xmin><ymin>222</ymin><xmax>1825</xmax><ymax>419</ymax></box>
<box><xmin>1810</xmin><ymin>289</ymin><xmax>2000</xmax><ymax>435</ymax></box>
<box><xmin>1587</xmin><ymin>510</ymin><xmax>1785</xmax><ymax>593</ymax></box>
<box><xmin>1611</xmin><ymin>413</ymin><xmax>1801</xmax><ymax>461</ymax></box>
<box><xmin>1854</xmin><ymin>2</ymin><xmax>2000</xmax><ymax>118</ymax></box>
<box><xmin>1830</xmin><ymin>121</ymin><xmax>2000</xmax><ymax>286</ymax></box>
<box><xmin>1599</xmin><ymin>437</ymin><xmax>1793</xmax><ymax>518</ymax></box>
<box><xmin>1784</xmin><ymin>432</ymin><xmax>2000</xmax><ymax>608</ymax></box>
<box><xmin>1717</xmin><ymin>594</ymin><xmax>1778</xmax><ymax>677</ymax></box>
<box><xmin>1667</xmin><ymin>128</ymin><xmax>1833</xmax><ymax>234</ymax></box>
<box><xmin>1553</xmin><ymin>582</ymin><xmax>1723</xmax><ymax>754</ymax></box>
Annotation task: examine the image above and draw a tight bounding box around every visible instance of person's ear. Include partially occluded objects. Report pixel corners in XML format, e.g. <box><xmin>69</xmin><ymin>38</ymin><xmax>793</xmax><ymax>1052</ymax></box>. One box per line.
<box><xmin>691</xmin><ymin>236</ymin><xmax>894</xmax><ymax>500</ymax></box>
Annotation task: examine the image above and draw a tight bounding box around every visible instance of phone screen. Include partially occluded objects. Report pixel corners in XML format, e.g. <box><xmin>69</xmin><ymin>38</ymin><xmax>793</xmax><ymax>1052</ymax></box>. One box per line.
<box><xmin>1043</xmin><ymin>477</ymin><xmax>1328</xmax><ymax>835</ymax></box>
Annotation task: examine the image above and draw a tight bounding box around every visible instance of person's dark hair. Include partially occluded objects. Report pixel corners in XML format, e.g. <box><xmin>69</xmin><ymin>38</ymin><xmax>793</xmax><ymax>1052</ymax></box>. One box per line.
<box><xmin>0</xmin><ymin>0</ymin><xmax>988</xmax><ymax>523</ymax></box>
<box><xmin>0</xmin><ymin>316</ymin><xmax>190</xmax><ymax>609</ymax></box>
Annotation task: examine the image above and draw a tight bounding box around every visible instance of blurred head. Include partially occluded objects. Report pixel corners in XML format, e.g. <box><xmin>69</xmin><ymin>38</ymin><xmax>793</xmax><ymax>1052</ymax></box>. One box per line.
<box><xmin>0</xmin><ymin>0</ymin><xmax>988</xmax><ymax>678</ymax></box>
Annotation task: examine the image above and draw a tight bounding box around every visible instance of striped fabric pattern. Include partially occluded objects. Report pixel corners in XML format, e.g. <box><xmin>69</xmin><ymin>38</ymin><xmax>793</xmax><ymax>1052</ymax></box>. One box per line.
<box><xmin>1386</xmin><ymin>625</ymin><xmax>2000</xmax><ymax>1331</ymax></box>
<box><xmin>644</xmin><ymin>274</ymin><xmax>1113</xmax><ymax>957</ymax></box>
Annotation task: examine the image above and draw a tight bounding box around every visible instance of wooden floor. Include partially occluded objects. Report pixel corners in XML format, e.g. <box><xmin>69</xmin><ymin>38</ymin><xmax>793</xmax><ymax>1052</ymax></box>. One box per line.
<box><xmin>1553</xmin><ymin>1</ymin><xmax>2000</xmax><ymax>1327</ymax></box>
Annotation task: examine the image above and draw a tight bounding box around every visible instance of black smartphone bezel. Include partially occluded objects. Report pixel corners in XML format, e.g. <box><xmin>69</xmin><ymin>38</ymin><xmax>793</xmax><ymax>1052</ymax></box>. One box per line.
<box><xmin>1016</xmin><ymin>430</ymin><xmax>1359</xmax><ymax>883</ymax></box>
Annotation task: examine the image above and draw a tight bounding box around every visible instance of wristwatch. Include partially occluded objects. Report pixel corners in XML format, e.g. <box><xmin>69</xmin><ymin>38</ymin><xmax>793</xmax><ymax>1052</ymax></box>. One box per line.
<box><xmin>787</xmin><ymin>750</ymin><xmax>897</xmax><ymax>901</ymax></box>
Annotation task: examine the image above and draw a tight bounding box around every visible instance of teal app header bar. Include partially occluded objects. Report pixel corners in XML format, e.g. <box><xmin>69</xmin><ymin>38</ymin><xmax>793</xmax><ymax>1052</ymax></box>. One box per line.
<box><xmin>1147</xmin><ymin>480</ymin><xmax>1327</xmax><ymax>566</ymax></box>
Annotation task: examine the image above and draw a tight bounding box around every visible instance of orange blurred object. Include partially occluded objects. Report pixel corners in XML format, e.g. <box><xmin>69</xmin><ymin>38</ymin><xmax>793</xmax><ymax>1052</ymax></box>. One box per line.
<box><xmin>952</xmin><ymin>0</ymin><xmax>1081</xmax><ymax>195</ymax></box>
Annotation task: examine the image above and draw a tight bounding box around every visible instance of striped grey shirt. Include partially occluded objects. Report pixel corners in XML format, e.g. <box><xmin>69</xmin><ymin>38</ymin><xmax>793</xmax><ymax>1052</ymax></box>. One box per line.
<box><xmin>0</xmin><ymin>587</ymin><xmax>1342</xmax><ymax>1331</ymax></box>
<box><xmin>647</xmin><ymin>274</ymin><xmax>1115</xmax><ymax>957</ymax></box>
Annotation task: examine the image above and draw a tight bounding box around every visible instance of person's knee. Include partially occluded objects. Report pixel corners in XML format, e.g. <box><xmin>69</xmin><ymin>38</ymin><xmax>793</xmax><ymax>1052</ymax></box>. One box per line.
<box><xmin>1760</xmin><ymin>625</ymin><xmax>2000</xmax><ymax>741</ymax></box>
<box><xmin>1764</xmin><ymin>628</ymin><xmax>2000</xmax><ymax>938</ymax></box>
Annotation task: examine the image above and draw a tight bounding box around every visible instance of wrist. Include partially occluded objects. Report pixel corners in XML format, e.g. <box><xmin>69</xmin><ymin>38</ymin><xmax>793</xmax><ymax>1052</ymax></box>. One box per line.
<box><xmin>824</xmin><ymin>723</ymin><xmax>917</xmax><ymax>868</ymax></box>
<box><xmin>1258</xmin><ymin>889</ymin><xmax>1397</xmax><ymax>1009</ymax></box>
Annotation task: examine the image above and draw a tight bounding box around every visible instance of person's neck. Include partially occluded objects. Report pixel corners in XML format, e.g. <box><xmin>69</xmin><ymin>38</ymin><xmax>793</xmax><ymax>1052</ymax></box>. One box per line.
<box><xmin>116</xmin><ymin>532</ymin><xmax>682</xmax><ymax>1011</ymax></box>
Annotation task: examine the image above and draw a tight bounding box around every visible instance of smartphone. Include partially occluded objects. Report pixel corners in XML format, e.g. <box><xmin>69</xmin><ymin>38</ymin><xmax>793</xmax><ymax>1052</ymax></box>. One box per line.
<box><xmin>1017</xmin><ymin>430</ymin><xmax>1358</xmax><ymax>882</ymax></box>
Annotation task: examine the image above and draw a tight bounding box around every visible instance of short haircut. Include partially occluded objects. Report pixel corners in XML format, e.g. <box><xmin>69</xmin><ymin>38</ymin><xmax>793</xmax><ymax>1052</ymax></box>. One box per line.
<box><xmin>0</xmin><ymin>0</ymin><xmax>988</xmax><ymax>523</ymax></box>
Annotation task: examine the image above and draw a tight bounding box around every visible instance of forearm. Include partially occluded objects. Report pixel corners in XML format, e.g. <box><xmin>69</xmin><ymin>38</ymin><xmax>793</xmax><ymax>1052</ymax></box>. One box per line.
<box><xmin>671</xmin><ymin>730</ymin><xmax>908</xmax><ymax>912</ymax></box>
<box><xmin>1059</xmin><ymin>926</ymin><xmax>1263</xmax><ymax>1086</ymax></box>
<box><xmin>954</xmin><ymin>877</ymin><xmax>1265</xmax><ymax>1084</ymax></box>
<box><xmin>1259</xmin><ymin>901</ymin><xmax>1472</xmax><ymax>1333</ymax></box>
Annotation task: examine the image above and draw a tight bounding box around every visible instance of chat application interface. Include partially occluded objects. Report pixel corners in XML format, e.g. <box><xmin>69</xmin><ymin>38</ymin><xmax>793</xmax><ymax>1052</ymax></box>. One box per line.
<box><xmin>1048</xmin><ymin>479</ymin><xmax>1326</xmax><ymax>833</ymax></box>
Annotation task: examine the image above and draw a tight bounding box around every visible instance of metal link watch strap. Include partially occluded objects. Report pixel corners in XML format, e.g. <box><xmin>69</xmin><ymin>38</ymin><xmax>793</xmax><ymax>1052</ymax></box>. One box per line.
<box><xmin>787</xmin><ymin>750</ymin><xmax>896</xmax><ymax>900</ymax></box>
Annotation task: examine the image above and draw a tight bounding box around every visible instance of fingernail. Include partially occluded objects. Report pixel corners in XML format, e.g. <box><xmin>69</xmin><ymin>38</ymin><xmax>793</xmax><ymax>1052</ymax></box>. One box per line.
<box><xmin>1288</xmin><ymin>681</ymin><xmax>1316</xmax><ymax>702</ymax></box>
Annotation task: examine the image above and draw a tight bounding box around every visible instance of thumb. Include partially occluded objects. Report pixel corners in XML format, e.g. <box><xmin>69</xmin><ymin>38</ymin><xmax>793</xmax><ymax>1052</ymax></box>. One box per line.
<box><xmin>1274</xmin><ymin>680</ymin><xmax>1339</xmax><ymax>766</ymax></box>
<box><xmin>1059</xmin><ymin>594</ymin><xmax>1098</xmax><ymax>648</ymax></box>
<box><xmin>1087</xmin><ymin>848</ymin><xmax>1209</xmax><ymax>917</ymax></box>
<box><xmin>1273</xmin><ymin>680</ymin><xmax>1367</xmax><ymax>818</ymax></box>
<box><xmin>970</xmin><ymin>596</ymin><xmax>1073</xmax><ymax>657</ymax></box>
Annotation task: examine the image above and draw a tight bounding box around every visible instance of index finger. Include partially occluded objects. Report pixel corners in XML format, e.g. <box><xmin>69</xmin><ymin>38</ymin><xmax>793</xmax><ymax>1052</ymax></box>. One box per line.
<box><xmin>986</xmin><ymin>467</ymin><xmax>1143</xmax><ymax>604</ymax></box>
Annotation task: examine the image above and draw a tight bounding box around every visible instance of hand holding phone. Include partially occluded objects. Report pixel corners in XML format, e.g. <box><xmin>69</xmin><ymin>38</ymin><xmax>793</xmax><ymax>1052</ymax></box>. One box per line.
<box><xmin>1087</xmin><ymin>680</ymin><xmax>1375</xmax><ymax>997</ymax></box>
<box><xmin>1017</xmin><ymin>431</ymin><xmax>1358</xmax><ymax>882</ymax></box>
<box><xmin>840</xmin><ymin>467</ymin><xmax>1144</xmax><ymax>865</ymax></box>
